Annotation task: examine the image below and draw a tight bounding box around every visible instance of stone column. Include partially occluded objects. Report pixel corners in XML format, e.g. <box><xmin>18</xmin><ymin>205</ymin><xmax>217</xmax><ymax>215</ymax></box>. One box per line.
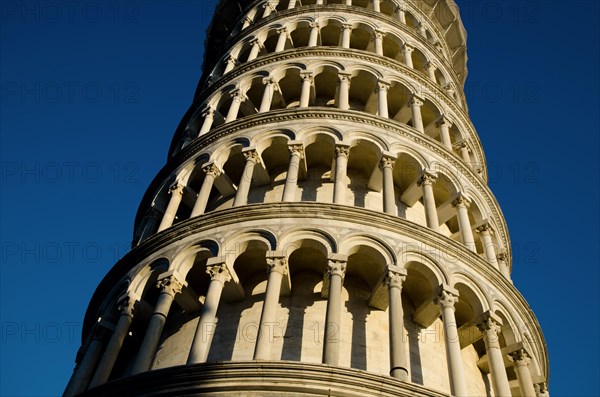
<box><xmin>241</xmin><ymin>16</ymin><xmax>253</xmax><ymax>30</ymax></box>
<box><xmin>452</xmin><ymin>194</ymin><xmax>476</xmax><ymax>252</ymax></box>
<box><xmin>374</xmin><ymin>30</ymin><xmax>385</xmax><ymax>56</ymax></box>
<box><xmin>425</xmin><ymin>62</ymin><xmax>437</xmax><ymax>83</ymax></box>
<box><xmin>131</xmin><ymin>274</ymin><xmax>184</xmax><ymax>374</ymax></box>
<box><xmin>157</xmin><ymin>183</ymin><xmax>184</xmax><ymax>232</ymax></box>
<box><xmin>247</xmin><ymin>39</ymin><xmax>262</xmax><ymax>62</ymax></box>
<box><xmin>225</xmin><ymin>89</ymin><xmax>243</xmax><ymax>122</ymax></box>
<box><xmin>510</xmin><ymin>348</ymin><xmax>537</xmax><ymax>397</ymax></box>
<box><xmin>138</xmin><ymin>207</ymin><xmax>161</xmax><ymax>242</ymax></box>
<box><xmin>190</xmin><ymin>162</ymin><xmax>221</xmax><ymax>217</ymax></box>
<box><xmin>89</xmin><ymin>297</ymin><xmax>136</xmax><ymax>388</ymax></box>
<box><xmin>437</xmin><ymin>116</ymin><xmax>453</xmax><ymax>150</ymax></box>
<box><xmin>223</xmin><ymin>55</ymin><xmax>237</xmax><ymax>74</ymax></box>
<box><xmin>287</xmin><ymin>0</ymin><xmax>297</xmax><ymax>9</ymax></box>
<box><xmin>259</xmin><ymin>77</ymin><xmax>276</xmax><ymax>113</ymax></box>
<box><xmin>275</xmin><ymin>27</ymin><xmax>288</xmax><ymax>52</ymax></box>
<box><xmin>497</xmin><ymin>250</ymin><xmax>511</xmax><ymax>279</ymax></box>
<box><xmin>372</xmin><ymin>0</ymin><xmax>381</xmax><ymax>12</ymax></box>
<box><xmin>444</xmin><ymin>82</ymin><xmax>456</xmax><ymax>99</ymax></box>
<box><xmin>341</xmin><ymin>24</ymin><xmax>352</xmax><ymax>48</ymax></box>
<box><xmin>299</xmin><ymin>72</ymin><xmax>313</xmax><ymax>107</ymax></box>
<box><xmin>418</xmin><ymin>171</ymin><xmax>439</xmax><ymax>230</ymax></box>
<box><xmin>454</xmin><ymin>141</ymin><xmax>471</xmax><ymax>163</ymax></box>
<box><xmin>234</xmin><ymin>148</ymin><xmax>260</xmax><ymax>206</ymax></box>
<box><xmin>63</xmin><ymin>324</ymin><xmax>108</xmax><ymax>397</ymax></box>
<box><xmin>396</xmin><ymin>6</ymin><xmax>406</xmax><ymax>24</ymax></box>
<box><xmin>380</xmin><ymin>156</ymin><xmax>396</xmax><ymax>215</ymax></box>
<box><xmin>337</xmin><ymin>73</ymin><xmax>351</xmax><ymax>110</ymax></box>
<box><xmin>333</xmin><ymin>144</ymin><xmax>350</xmax><ymax>204</ymax></box>
<box><xmin>377</xmin><ymin>80</ymin><xmax>390</xmax><ymax>118</ymax></box>
<box><xmin>345</xmin><ymin>0</ymin><xmax>352</xmax><ymax>5</ymax></box>
<box><xmin>435</xmin><ymin>286</ymin><xmax>468</xmax><ymax>397</ymax></box>
<box><xmin>323</xmin><ymin>256</ymin><xmax>347</xmax><ymax>366</ymax></box>
<box><xmin>402</xmin><ymin>44</ymin><xmax>414</xmax><ymax>68</ymax></box>
<box><xmin>410</xmin><ymin>95</ymin><xmax>425</xmax><ymax>133</ymax></box>
<box><xmin>262</xmin><ymin>2</ymin><xmax>274</xmax><ymax>18</ymax></box>
<box><xmin>282</xmin><ymin>143</ymin><xmax>304</xmax><ymax>201</ymax></box>
<box><xmin>254</xmin><ymin>256</ymin><xmax>289</xmax><ymax>360</ymax></box>
<box><xmin>187</xmin><ymin>262</ymin><xmax>232</xmax><ymax>364</ymax></box>
<box><xmin>478</xmin><ymin>313</ymin><xmax>511</xmax><ymax>397</ymax></box>
<box><xmin>476</xmin><ymin>223</ymin><xmax>499</xmax><ymax>268</ymax></box>
<box><xmin>180</xmin><ymin>128</ymin><xmax>195</xmax><ymax>149</ymax></box>
<box><xmin>308</xmin><ymin>22</ymin><xmax>319</xmax><ymax>47</ymax></box>
<box><xmin>198</xmin><ymin>107</ymin><xmax>215</xmax><ymax>136</ymax></box>
<box><xmin>535</xmin><ymin>383</ymin><xmax>550</xmax><ymax>397</ymax></box>
<box><xmin>418</xmin><ymin>22</ymin><xmax>427</xmax><ymax>38</ymax></box>
<box><xmin>386</xmin><ymin>266</ymin><xmax>408</xmax><ymax>381</ymax></box>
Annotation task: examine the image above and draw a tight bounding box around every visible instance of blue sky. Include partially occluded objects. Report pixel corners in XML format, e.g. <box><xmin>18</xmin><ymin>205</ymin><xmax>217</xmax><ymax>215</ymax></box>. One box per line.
<box><xmin>0</xmin><ymin>1</ymin><xmax>598</xmax><ymax>396</ymax></box>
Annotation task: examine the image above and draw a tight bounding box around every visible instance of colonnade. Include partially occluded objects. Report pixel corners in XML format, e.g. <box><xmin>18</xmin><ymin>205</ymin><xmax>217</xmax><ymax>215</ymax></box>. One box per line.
<box><xmin>200</xmin><ymin>75</ymin><xmax>460</xmax><ymax>152</ymax></box>
<box><xmin>243</xmin><ymin>0</ymin><xmax>444</xmax><ymax>54</ymax></box>
<box><xmin>64</xmin><ymin>255</ymin><xmax>540</xmax><ymax>397</ymax></box>
<box><xmin>225</xmin><ymin>22</ymin><xmax>454</xmax><ymax>96</ymax></box>
<box><xmin>147</xmin><ymin>142</ymin><xmax>505</xmax><ymax>275</ymax></box>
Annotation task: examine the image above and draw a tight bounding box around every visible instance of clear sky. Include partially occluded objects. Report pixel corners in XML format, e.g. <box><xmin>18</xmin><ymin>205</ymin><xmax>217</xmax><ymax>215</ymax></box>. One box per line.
<box><xmin>0</xmin><ymin>1</ymin><xmax>598</xmax><ymax>396</ymax></box>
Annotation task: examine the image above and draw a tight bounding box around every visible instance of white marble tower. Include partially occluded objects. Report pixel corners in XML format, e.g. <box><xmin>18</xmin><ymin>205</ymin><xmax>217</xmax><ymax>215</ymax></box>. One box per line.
<box><xmin>64</xmin><ymin>1</ymin><xmax>549</xmax><ymax>396</ymax></box>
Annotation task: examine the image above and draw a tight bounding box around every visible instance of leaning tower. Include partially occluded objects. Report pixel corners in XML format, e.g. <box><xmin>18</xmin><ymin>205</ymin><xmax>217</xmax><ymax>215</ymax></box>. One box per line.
<box><xmin>64</xmin><ymin>1</ymin><xmax>549</xmax><ymax>396</ymax></box>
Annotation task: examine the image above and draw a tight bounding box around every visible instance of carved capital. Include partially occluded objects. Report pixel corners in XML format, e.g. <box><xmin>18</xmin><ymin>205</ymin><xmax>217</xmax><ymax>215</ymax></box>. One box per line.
<box><xmin>157</xmin><ymin>274</ymin><xmax>184</xmax><ymax>297</ymax></box>
<box><xmin>417</xmin><ymin>170</ymin><xmax>437</xmax><ymax>186</ymax></box>
<box><xmin>436</xmin><ymin>115</ymin><xmax>453</xmax><ymax>128</ymax></box>
<box><xmin>202</xmin><ymin>162</ymin><xmax>221</xmax><ymax>178</ymax></box>
<box><xmin>385</xmin><ymin>267</ymin><xmax>406</xmax><ymax>289</ymax></box>
<box><xmin>476</xmin><ymin>222</ymin><xmax>494</xmax><ymax>235</ymax></box>
<box><xmin>373</xmin><ymin>30</ymin><xmax>385</xmax><ymax>39</ymax></box>
<box><xmin>425</xmin><ymin>62</ymin><xmax>437</xmax><ymax>72</ymax></box>
<box><xmin>453</xmin><ymin>140</ymin><xmax>469</xmax><ymax>150</ymax></box>
<box><xmin>262</xmin><ymin>77</ymin><xmax>276</xmax><ymax>86</ymax></box>
<box><xmin>267</xmin><ymin>256</ymin><xmax>289</xmax><ymax>275</ymax></box>
<box><xmin>403</xmin><ymin>44</ymin><xmax>414</xmax><ymax>53</ymax></box>
<box><xmin>451</xmin><ymin>193</ymin><xmax>471</xmax><ymax>209</ymax></box>
<box><xmin>435</xmin><ymin>288</ymin><xmax>458</xmax><ymax>310</ymax></box>
<box><xmin>276</xmin><ymin>27</ymin><xmax>288</xmax><ymax>35</ymax></box>
<box><xmin>380</xmin><ymin>156</ymin><xmax>395</xmax><ymax>169</ymax></box>
<box><xmin>117</xmin><ymin>295</ymin><xmax>136</xmax><ymax>317</ymax></box>
<box><xmin>226</xmin><ymin>55</ymin><xmax>237</xmax><ymax>65</ymax></box>
<box><xmin>338</xmin><ymin>72</ymin><xmax>352</xmax><ymax>84</ymax></box>
<box><xmin>202</xmin><ymin>107</ymin><xmax>215</xmax><ymax>118</ymax></box>
<box><xmin>342</xmin><ymin>23</ymin><xmax>353</xmax><ymax>31</ymax></box>
<box><xmin>206</xmin><ymin>263</ymin><xmax>232</xmax><ymax>284</ymax></box>
<box><xmin>327</xmin><ymin>259</ymin><xmax>347</xmax><ymax>278</ymax></box>
<box><xmin>300</xmin><ymin>72</ymin><xmax>314</xmax><ymax>83</ymax></box>
<box><xmin>335</xmin><ymin>145</ymin><xmax>350</xmax><ymax>158</ymax></box>
<box><xmin>309</xmin><ymin>22</ymin><xmax>319</xmax><ymax>29</ymax></box>
<box><xmin>243</xmin><ymin>149</ymin><xmax>260</xmax><ymax>164</ymax></box>
<box><xmin>249</xmin><ymin>38</ymin><xmax>263</xmax><ymax>48</ymax></box>
<box><xmin>509</xmin><ymin>348</ymin><xmax>531</xmax><ymax>366</ymax></box>
<box><xmin>496</xmin><ymin>250</ymin><xmax>508</xmax><ymax>262</ymax></box>
<box><xmin>477</xmin><ymin>313</ymin><xmax>502</xmax><ymax>335</ymax></box>
<box><xmin>288</xmin><ymin>144</ymin><xmax>304</xmax><ymax>159</ymax></box>
<box><xmin>168</xmin><ymin>183</ymin><xmax>185</xmax><ymax>196</ymax></box>
<box><xmin>444</xmin><ymin>82</ymin><xmax>456</xmax><ymax>94</ymax></box>
<box><xmin>409</xmin><ymin>95</ymin><xmax>424</xmax><ymax>107</ymax></box>
<box><xmin>377</xmin><ymin>79</ymin><xmax>390</xmax><ymax>91</ymax></box>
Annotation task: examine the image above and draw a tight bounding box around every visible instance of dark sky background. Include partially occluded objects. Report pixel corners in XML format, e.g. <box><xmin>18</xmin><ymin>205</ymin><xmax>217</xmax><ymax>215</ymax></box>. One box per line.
<box><xmin>1</xmin><ymin>1</ymin><xmax>598</xmax><ymax>396</ymax></box>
